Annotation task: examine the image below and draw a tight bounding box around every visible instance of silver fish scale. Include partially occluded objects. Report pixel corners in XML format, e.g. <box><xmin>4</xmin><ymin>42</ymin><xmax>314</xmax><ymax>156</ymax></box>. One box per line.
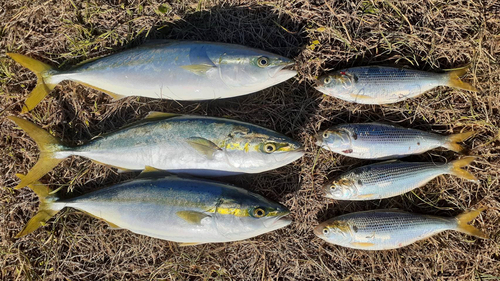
<box><xmin>346</xmin><ymin>124</ymin><xmax>432</xmax><ymax>143</ymax></box>
<box><xmin>347</xmin><ymin>162</ymin><xmax>441</xmax><ymax>185</ymax></box>
<box><xmin>348</xmin><ymin>66</ymin><xmax>439</xmax><ymax>82</ymax></box>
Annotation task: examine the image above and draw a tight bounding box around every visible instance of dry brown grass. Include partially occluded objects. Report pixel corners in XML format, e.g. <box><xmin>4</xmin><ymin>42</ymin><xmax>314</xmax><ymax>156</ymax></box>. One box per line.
<box><xmin>1</xmin><ymin>0</ymin><xmax>499</xmax><ymax>280</ymax></box>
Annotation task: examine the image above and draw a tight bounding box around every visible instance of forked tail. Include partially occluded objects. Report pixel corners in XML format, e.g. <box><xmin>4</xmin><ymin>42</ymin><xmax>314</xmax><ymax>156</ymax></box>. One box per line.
<box><xmin>7</xmin><ymin>53</ymin><xmax>57</xmax><ymax>113</ymax></box>
<box><xmin>454</xmin><ymin>208</ymin><xmax>488</xmax><ymax>239</ymax></box>
<box><xmin>446</xmin><ymin>65</ymin><xmax>478</xmax><ymax>92</ymax></box>
<box><xmin>443</xmin><ymin>130</ymin><xmax>475</xmax><ymax>153</ymax></box>
<box><xmin>14</xmin><ymin>174</ymin><xmax>63</xmax><ymax>238</ymax></box>
<box><xmin>8</xmin><ymin>116</ymin><xmax>68</xmax><ymax>189</ymax></box>
<box><xmin>446</xmin><ymin>157</ymin><xmax>478</xmax><ymax>182</ymax></box>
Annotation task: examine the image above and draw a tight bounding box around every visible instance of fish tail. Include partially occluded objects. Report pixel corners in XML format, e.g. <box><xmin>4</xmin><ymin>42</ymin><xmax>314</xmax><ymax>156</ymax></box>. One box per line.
<box><xmin>454</xmin><ymin>208</ymin><xmax>488</xmax><ymax>239</ymax></box>
<box><xmin>7</xmin><ymin>53</ymin><xmax>57</xmax><ymax>113</ymax></box>
<box><xmin>443</xmin><ymin>131</ymin><xmax>475</xmax><ymax>153</ymax></box>
<box><xmin>446</xmin><ymin>157</ymin><xmax>478</xmax><ymax>182</ymax></box>
<box><xmin>446</xmin><ymin>65</ymin><xmax>478</xmax><ymax>92</ymax></box>
<box><xmin>8</xmin><ymin>116</ymin><xmax>67</xmax><ymax>189</ymax></box>
<box><xmin>14</xmin><ymin>174</ymin><xmax>63</xmax><ymax>238</ymax></box>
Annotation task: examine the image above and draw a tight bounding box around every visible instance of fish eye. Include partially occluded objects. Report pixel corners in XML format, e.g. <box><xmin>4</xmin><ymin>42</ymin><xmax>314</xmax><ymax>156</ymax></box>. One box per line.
<box><xmin>263</xmin><ymin>143</ymin><xmax>276</xmax><ymax>153</ymax></box>
<box><xmin>257</xmin><ymin>56</ymin><xmax>269</xmax><ymax>67</ymax></box>
<box><xmin>322</xmin><ymin>227</ymin><xmax>330</xmax><ymax>235</ymax></box>
<box><xmin>323</xmin><ymin>77</ymin><xmax>331</xmax><ymax>84</ymax></box>
<box><xmin>323</xmin><ymin>132</ymin><xmax>329</xmax><ymax>138</ymax></box>
<box><xmin>253</xmin><ymin>208</ymin><xmax>266</xmax><ymax>218</ymax></box>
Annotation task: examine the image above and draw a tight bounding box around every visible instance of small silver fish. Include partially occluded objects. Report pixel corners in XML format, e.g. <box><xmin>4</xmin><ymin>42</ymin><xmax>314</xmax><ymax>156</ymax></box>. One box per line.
<box><xmin>314</xmin><ymin>209</ymin><xmax>487</xmax><ymax>250</ymax></box>
<box><xmin>15</xmin><ymin>172</ymin><xmax>291</xmax><ymax>245</ymax></box>
<box><xmin>315</xmin><ymin>66</ymin><xmax>477</xmax><ymax>104</ymax></box>
<box><xmin>315</xmin><ymin>122</ymin><xmax>474</xmax><ymax>159</ymax></box>
<box><xmin>8</xmin><ymin>41</ymin><xmax>297</xmax><ymax>112</ymax></box>
<box><xmin>324</xmin><ymin>157</ymin><xmax>478</xmax><ymax>200</ymax></box>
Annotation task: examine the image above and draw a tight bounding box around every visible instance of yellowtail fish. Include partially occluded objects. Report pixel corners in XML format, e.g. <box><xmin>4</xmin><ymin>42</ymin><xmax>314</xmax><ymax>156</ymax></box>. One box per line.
<box><xmin>324</xmin><ymin>157</ymin><xmax>478</xmax><ymax>200</ymax></box>
<box><xmin>7</xmin><ymin>40</ymin><xmax>297</xmax><ymax>112</ymax></box>
<box><xmin>315</xmin><ymin>122</ymin><xmax>474</xmax><ymax>159</ymax></box>
<box><xmin>14</xmin><ymin>172</ymin><xmax>291</xmax><ymax>245</ymax></box>
<box><xmin>315</xmin><ymin>65</ymin><xmax>477</xmax><ymax>104</ymax></box>
<box><xmin>314</xmin><ymin>209</ymin><xmax>487</xmax><ymax>250</ymax></box>
<box><xmin>9</xmin><ymin>112</ymin><xmax>303</xmax><ymax>190</ymax></box>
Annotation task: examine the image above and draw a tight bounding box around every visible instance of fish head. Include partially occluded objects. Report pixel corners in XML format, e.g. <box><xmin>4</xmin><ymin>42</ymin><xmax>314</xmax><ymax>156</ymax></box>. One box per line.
<box><xmin>315</xmin><ymin>127</ymin><xmax>353</xmax><ymax>153</ymax></box>
<box><xmin>223</xmin><ymin>126</ymin><xmax>304</xmax><ymax>173</ymax></box>
<box><xmin>214</xmin><ymin>192</ymin><xmax>291</xmax><ymax>241</ymax></box>
<box><xmin>314</xmin><ymin>219</ymin><xmax>352</xmax><ymax>244</ymax></box>
<box><xmin>315</xmin><ymin>70</ymin><xmax>356</xmax><ymax>97</ymax></box>
<box><xmin>217</xmin><ymin>48</ymin><xmax>297</xmax><ymax>92</ymax></box>
<box><xmin>324</xmin><ymin>177</ymin><xmax>357</xmax><ymax>200</ymax></box>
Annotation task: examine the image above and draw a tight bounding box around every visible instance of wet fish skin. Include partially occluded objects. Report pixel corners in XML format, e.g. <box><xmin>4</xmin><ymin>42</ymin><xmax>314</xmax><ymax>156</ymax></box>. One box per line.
<box><xmin>15</xmin><ymin>174</ymin><xmax>291</xmax><ymax>245</ymax></box>
<box><xmin>9</xmin><ymin>113</ymin><xmax>304</xmax><ymax>190</ymax></box>
<box><xmin>314</xmin><ymin>209</ymin><xmax>487</xmax><ymax>250</ymax></box>
<box><xmin>324</xmin><ymin>157</ymin><xmax>478</xmax><ymax>200</ymax></box>
<box><xmin>315</xmin><ymin>66</ymin><xmax>477</xmax><ymax>104</ymax></box>
<box><xmin>8</xmin><ymin>41</ymin><xmax>297</xmax><ymax>112</ymax></box>
<box><xmin>315</xmin><ymin>122</ymin><xmax>474</xmax><ymax>159</ymax></box>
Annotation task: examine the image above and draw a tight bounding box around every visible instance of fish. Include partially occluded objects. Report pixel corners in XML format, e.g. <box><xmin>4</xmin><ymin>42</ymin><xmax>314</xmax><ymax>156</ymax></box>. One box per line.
<box><xmin>324</xmin><ymin>157</ymin><xmax>478</xmax><ymax>201</ymax></box>
<box><xmin>315</xmin><ymin>65</ymin><xmax>477</xmax><ymax>104</ymax></box>
<box><xmin>315</xmin><ymin>122</ymin><xmax>474</xmax><ymax>159</ymax></box>
<box><xmin>314</xmin><ymin>209</ymin><xmax>487</xmax><ymax>250</ymax></box>
<box><xmin>7</xmin><ymin>40</ymin><xmax>297</xmax><ymax>112</ymax></box>
<box><xmin>9</xmin><ymin>112</ymin><xmax>304</xmax><ymax>190</ymax></box>
<box><xmin>14</xmin><ymin>171</ymin><xmax>291</xmax><ymax>245</ymax></box>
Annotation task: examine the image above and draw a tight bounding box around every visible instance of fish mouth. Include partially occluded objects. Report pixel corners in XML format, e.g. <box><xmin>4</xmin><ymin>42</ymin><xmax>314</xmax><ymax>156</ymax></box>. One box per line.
<box><xmin>313</xmin><ymin>224</ymin><xmax>326</xmax><ymax>238</ymax></box>
<box><xmin>270</xmin><ymin>62</ymin><xmax>297</xmax><ymax>80</ymax></box>
<box><xmin>265</xmin><ymin>215</ymin><xmax>292</xmax><ymax>230</ymax></box>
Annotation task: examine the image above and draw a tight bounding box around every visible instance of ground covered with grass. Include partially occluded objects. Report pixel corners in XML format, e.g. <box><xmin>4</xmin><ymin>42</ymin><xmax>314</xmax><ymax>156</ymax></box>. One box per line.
<box><xmin>1</xmin><ymin>0</ymin><xmax>499</xmax><ymax>280</ymax></box>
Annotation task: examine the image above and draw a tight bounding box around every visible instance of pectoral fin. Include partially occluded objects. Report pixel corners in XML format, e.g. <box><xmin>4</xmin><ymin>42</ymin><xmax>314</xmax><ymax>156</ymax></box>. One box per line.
<box><xmin>180</xmin><ymin>64</ymin><xmax>215</xmax><ymax>75</ymax></box>
<box><xmin>350</xmin><ymin>242</ymin><xmax>375</xmax><ymax>248</ymax></box>
<box><xmin>350</xmin><ymin>93</ymin><xmax>373</xmax><ymax>100</ymax></box>
<box><xmin>176</xmin><ymin>211</ymin><xmax>210</xmax><ymax>225</ymax></box>
<box><xmin>357</xmin><ymin>194</ymin><xmax>376</xmax><ymax>199</ymax></box>
<box><xmin>186</xmin><ymin>137</ymin><xmax>221</xmax><ymax>159</ymax></box>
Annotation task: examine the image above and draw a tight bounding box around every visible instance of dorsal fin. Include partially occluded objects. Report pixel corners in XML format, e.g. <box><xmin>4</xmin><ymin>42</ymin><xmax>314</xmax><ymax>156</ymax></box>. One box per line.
<box><xmin>144</xmin><ymin>111</ymin><xmax>179</xmax><ymax>120</ymax></box>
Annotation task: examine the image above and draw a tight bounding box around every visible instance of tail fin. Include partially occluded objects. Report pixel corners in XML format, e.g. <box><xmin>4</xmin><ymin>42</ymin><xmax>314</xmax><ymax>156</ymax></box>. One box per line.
<box><xmin>7</xmin><ymin>53</ymin><xmax>57</xmax><ymax>113</ymax></box>
<box><xmin>446</xmin><ymin>65</ymin><xmax>478</xmax><ymax>92</ymax></box>
<box><xmin>454</xmin><ymin>208</ymin><xmax>488</xmax><ymax>239</ymax></box>
<box><xmin>443</xmin><ymin>131</ymin><xmax>475</xmax><ymax>153</ymax></box>
<box><xmin>8</xmin><ymin>116</ymin><xmax>66</xmax><ymax>190</ymax></box>
<box><xmin>15</xmin><ymin>174</ymin><xmax>62</xmax><ymax>238</ymax></box>
<box><xmin>446</xmin><ymin>157</ymin><xmax>478</xmax><ymax>182</ymax></box>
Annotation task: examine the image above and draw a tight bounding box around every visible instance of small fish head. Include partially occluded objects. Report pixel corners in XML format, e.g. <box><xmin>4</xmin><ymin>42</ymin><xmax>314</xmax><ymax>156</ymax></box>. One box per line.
<box><xmin>217</xmin><ymin>49</ymin><xmax>296</xmax><ymax>91</ymax></box>
<box><xmin>324</xmin><ymin>178</ymin><xmax>357</xmax><ymax>200</ymax></box>
<box><xmin>315</xmin><ymin>70</ymin><xmax>356</xmax><ymax>96</ymax></box>
<box><xmin>315</xmin><ymin>128</ymin><xmax>352</xmax><ymax>153</ymax></box>
<box><xmin>314</xmin><ymin>219</ymin><xmax>352</xmax><ymax>244</ymax></box>
<box><xmin>214</xmin><ymin>193</ymin><xmax>291</xmax><ymax>241</ymax></box>
<box><xmin>223</xmin><ymin>127</ymin><xmax>304</xmax><ymax>173</ymax></box>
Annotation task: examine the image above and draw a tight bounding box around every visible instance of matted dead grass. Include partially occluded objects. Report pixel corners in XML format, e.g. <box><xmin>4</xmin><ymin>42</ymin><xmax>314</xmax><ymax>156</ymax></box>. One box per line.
<box><xmin>1</xmin><ymin>0</ymin><xmax>499</xmax><ymax>280</ymax></box>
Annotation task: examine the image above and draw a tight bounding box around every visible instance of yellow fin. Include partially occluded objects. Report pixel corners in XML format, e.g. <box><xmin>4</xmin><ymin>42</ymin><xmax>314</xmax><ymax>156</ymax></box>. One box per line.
<box><xmin>77</xmin><ymin>81</ymin><xmax>126</xmax><ymax>100</ymax></box>
<box><xmin>357</xmin><ymin>194</ymin><xmax>376</xmax><ymax>199</ymax></box>
<box><xmin>178</xmin><ymin>242</ymin><xmax>202</xmax><ymax>247</ymax></box>
<box><xmin>350</xmin><ymin>242</ymin><xmax>375</xmax><ymax>248</ymax></box>
<box><xmin>7</xmin><ymin>53</ymin><xmax>56</xmax><ymax>113</ymax></box>
<box><xmin>448</xmin><ymin>157</ymin><xmax>478</xmax><ymax>182</ymax></box>
<box><xmin>350</xmin><ymin>93</ymin><xmax>373</xmax><ymax>100</ymax></box>
<box><xmin>176</xmin><ymin>211</ymin><xmax>210</xmax><ymax>224</ymax></box>
<box><xmin>446</xmin><ymin>65</ymin><xmax>478</xmax><ymax>92</ymax></box>
<box><xmin>443</xmin><ymin>131</ymin><xmax>475</xmax><ymax>153</ymax></box>
<box><xmin>15</xmin><ymin>174</ymin><xmax>60</xmax><ymax>238</ymax></box>
<box><xmin>90</xmin><ymin>159</ymin><xmax>132</xmax><ymax>172</ymax></box>
<box><xmin>180</xmin><ymin>64</ymin><xmax>215</xmax><ymax>75</ymax></box>
<box><xmin>186</xmin><ymin>137</ymin><xmax>221</xmax><ymax>159</ymax></box>
<box><xmin>144</xmin><ymin>111</ymin><xmax>179</xmax><ymax>120</ymax></box>
<box><xmin>9</xmin><ymin>116</ymin><xmax>65</xmax><ymax>189</ymax></box>
<box><xmin>455</xmin><ymin>208</ymin><xmax>488</xmax><ymax>239</ymax></box>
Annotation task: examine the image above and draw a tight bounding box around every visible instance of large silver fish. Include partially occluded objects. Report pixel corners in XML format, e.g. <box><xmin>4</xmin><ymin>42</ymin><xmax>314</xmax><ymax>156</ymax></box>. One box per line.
<box><xmin>15</xmin><ymin>172</ymin><xmax>291</xmax><ymax>245</ymax></box>
<box><xmin>315</xmin><ymin>122</ymin><xmax>474</xmax><ymax>159</ymax></box>
<box><xmin>324</xmin><ymin>157</ymin><xmax>478</xmax><ymax>201</ymax></box>
<box><xmin>8</xmin><ymin>41</ymin><xmax>297</xmax><ymax>112</ymax></box>
<box><xmin>314</xmin><ymin>209</ymin><xmax>487</xmax><ymax>250</ymax></box>
<box><xmin>315</xmin><ymin>66</ymin><xmax>477</xmax><ymax>104</ymax></box>
<box><xmin>9</xmin><ymin>112</ymin><xmax>304</xmax><ymax>190</ymax></box>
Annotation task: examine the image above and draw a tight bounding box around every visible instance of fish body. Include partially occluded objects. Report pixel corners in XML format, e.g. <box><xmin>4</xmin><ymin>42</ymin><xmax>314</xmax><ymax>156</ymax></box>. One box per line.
<box><xmin>315</xmin><ymin>66</ymin><xmax>477</xmax><ymax>104</ymax></box>
<box><xmin>8</xmin><ymin>41</ymin><xmax>296</xmax><ymax>112</ymax></box>
<box><xmin>316</xmin><ymin>122</ymin><xmax>473</xmax><ymax>159</ymax></box>
<box><xmin>16</xmin><ymin>174</ymin><xmax>291</xmax><ymax>244</ymax></box>
<box><xmin>325</xmin><ymin>157</ymin><xmax>477</xmax><ymax>200</ymax></box>
<box><xmin>9</xmin><ymin>113</ymin><xmax>304</xmax><ymax>190</ymax></box>
<box><xmin>314</xmin><ymin>209</ymin><xmax>486</xmax><ymax>250</ymax></box>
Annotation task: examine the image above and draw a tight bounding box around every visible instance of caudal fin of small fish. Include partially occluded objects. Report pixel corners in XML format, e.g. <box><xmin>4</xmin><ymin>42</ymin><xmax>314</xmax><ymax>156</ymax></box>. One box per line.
<box><xmin>454</xmin><ymin>208</ymin><xmax>488</xmax><ymax>239</ymax></box>
<box><xmin>7</xmin><ymin>53</ymin><xmax>57</xmax><ymax>113</ymax></box>
<box><xmin>443</xmin><ymin>131</ymin><xmax>475</xmax><ymax>153</ymax></box>
<box><xmin>446</xmin><ymin>65</ymin><xmax>478</xmax><ymax>93</ymax></box>
<box><xmin>14</xmin><ymin>174</ymin><xmax>62</xmax><ymax>238</ymax></box>
<box><xmin>447</xmin><ymin>157</ymin><xmax>478</xmax><ymax>182</ymax></box>
<box><xmin>8</xmin><ymin>116</ymin><xmax>66</xmax><ymax>189</ymax></box>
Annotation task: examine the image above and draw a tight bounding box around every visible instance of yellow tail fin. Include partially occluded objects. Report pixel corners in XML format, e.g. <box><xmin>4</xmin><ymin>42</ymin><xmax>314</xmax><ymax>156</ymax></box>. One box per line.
<box><xmin>446</xmin><ymin>66</ymin><xmax>478</xmax><ymax>92</ymax></box>
<box><xmin>447</xmin><ymin>157</ymin><xmax>478</xmax><ymax>182</ymax></box>
<box><xmin>15</xmin><ymin>174</ymin><xmax>62</xmax><ymax>238</ymax></box>
<box><xmin>443</xmin><ymin>131</ymin><xmax>475</xmax><ymax>153</ymax></box>
<box><xmin>9</xmin><ymin>116</ymin><xmax>66</xmax><ymax>189</ymax></box>
<box><xmin>454</xmin><ymin>208</ymin><xmax>488</xmax><ymax>239</ymax></box>
<box><xmin>7</xmin><ymin>53</ymin><xmax>57</xmax><ymax>113</ymax></box>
